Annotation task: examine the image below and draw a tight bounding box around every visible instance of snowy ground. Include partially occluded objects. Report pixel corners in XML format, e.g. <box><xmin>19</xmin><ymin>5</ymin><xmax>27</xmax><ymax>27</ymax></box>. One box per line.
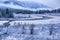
<box><xmin>0</xmin><ymin>13</ymin><xmax>60</xmax><ymax>24</ymax></box>
<box><xmin>0</xmin><ymin>13</ymin><xmax>60</xmax><ymax>40</ymax></box>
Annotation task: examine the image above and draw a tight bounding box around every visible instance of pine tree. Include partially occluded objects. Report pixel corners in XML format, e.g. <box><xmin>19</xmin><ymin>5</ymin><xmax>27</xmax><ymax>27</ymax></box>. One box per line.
<box><xmin>6</xmin><ymin>8</ymin><xmax>14</xmax><ymax>18</ymax></box>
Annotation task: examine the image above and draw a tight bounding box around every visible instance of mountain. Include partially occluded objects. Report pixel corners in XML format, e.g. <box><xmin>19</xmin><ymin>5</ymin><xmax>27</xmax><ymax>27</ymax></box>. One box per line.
<box><xmin>0</xmin><ymin>1</ymin><xmax>51</xmax><ymax>11</ymax></box>
<box><xmin>13</xmin><ymin>1</ymin><xmax>49</xmax><ymax>9</ymax></box>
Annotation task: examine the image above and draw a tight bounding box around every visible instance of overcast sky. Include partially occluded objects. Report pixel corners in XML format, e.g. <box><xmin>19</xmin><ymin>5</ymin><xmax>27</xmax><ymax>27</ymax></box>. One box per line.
<box><xmin>17</xmin><ymin>0</ymin><xmax>60</xmax><ymax>9</ymax></box>
<box><xmin>1</xmin><ymin>0</ymin><xmax>60</xmax><ymax>9</ymax></box>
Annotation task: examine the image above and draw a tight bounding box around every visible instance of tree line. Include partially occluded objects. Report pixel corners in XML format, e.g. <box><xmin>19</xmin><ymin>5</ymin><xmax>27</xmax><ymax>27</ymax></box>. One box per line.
<box><xmin>0</xmin><ymin>8</ymin><xmax>60</xmax><ymax>18</ymax></box>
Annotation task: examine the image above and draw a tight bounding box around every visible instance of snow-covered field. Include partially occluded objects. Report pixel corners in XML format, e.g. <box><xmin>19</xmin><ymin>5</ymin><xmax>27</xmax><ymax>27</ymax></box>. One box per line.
<box><xmin>0</xmin><ymin>13</ymin><xmax>60</xmax><ymax>24</ymax></box>
<box><xmin>0</xmin><ymin>13</ymin><xmax>60</xmax><ymax>40</ymax></box>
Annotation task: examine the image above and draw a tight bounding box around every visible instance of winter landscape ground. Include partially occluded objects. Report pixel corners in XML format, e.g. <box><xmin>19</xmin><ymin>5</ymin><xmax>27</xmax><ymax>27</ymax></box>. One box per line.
<box><xmin>0</xmin><ymin>13</ymin><xmax>60</xmax><ymax>40</ymax></box>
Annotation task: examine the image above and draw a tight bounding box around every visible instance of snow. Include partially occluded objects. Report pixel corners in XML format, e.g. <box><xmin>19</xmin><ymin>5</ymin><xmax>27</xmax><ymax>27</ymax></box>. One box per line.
<box><xmin>0</xmin><ymin>14</ymin><xmax>60</xmax><ymax>40</ymax></box>
<box><xmin>0</xmin><ymin>3</ymin><xmax>36</xmax><ymax>11</ymax></box>
<box><xmin>0</xmin><ymin>14</ymin><xmax>60</xmax><ymax>24</ymax></box>
<box><xmin>2</xmin><ymin>36</ymin><xmax>18</xmax><ymax>40</ymax></box>
<box><xmin>0</xmin><ymin>1</ymin><xmax>52</xmax><ymax>11</ymax></box>
<box><xmin>36</xmin><ymin>8</ymin><xmax>52</xmax><ymax>10</ymax></box>
<box><xmin>7</xmin><ymin>14</ymin><xmax>60</xmax><ymax>25</ymax></box>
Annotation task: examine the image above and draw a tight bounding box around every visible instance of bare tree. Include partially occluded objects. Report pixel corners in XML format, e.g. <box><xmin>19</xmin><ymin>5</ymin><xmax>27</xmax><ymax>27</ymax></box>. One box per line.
<box><xmin>3</xmin><ymin>20</ymin><xmax>14</xmax><ymax>27</ymax></box>
<box><xmin>0</xmin><ymin>20</ymin><xmax>14</xmax><ymax>38</ymax></box>
<box><xmin>0</xmin><ymin>20</ymin><xmax>14</xmax><ymax>35</ymax></box>
<box><xmin>22</xmin><ymin>23</ymin><xmax>26</xmax><ymax>34</ymax></box>
<box><xmin>49</xmin><ymin>24</ymin><xmax>55</xmax><ymax>35</ymax></box>
<box><xmin>30</xmin><ymin>24</ymin><xmax>35</xmax><ymax>35</ymax></box>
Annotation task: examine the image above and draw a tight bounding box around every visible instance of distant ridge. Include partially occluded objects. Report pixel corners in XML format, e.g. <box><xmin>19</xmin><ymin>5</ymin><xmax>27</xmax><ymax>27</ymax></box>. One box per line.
<box><xmin>0</xmin><ymin>1</ymin><xmax>51</xmax><ymax>11</ymax></box>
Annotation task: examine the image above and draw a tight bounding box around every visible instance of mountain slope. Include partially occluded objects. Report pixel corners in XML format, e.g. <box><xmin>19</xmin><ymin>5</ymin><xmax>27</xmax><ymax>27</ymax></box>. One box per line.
<box><xmin>14</xmin><ymin>1</ymin><xmax>49</xmax><ymax>9</ymax></box>
<box><xmin>0</xmin><ymin>1</ymin><xmax>51</xmax><ymax>11</ymax></box>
